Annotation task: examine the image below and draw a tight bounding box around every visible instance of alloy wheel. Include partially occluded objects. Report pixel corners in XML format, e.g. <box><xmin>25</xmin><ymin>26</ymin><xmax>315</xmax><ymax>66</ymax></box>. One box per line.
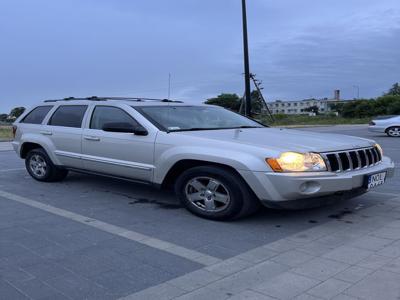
<box><xmin>185</xmin><ymin>177</ymin><xmax>231</xmax><ymax>212</ymax></box>
<box><xmin>388</xmin><ymin>127</ymin><xmax>400</xmax><ymax>137</ymax></box>
<box><xmin>29</xmin><ymin>154</ymin><xmax>48</xmax><ymax>178</ymax></box>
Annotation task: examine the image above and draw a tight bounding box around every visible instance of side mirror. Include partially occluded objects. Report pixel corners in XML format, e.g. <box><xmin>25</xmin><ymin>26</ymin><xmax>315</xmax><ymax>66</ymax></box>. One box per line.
<box><xmin>133</xmin><ymin>126</ymin><xmax>148</xmax><ymax>136</ymax></box>
<box><xmin>102</xmin><ymin>122</ymin><xmax>135</xmax><ymax>133</ymax></box>
<box><xmin>102</xmin><ymin>123</ymin><xmax>148</xmax><ymax>136</ymax></box>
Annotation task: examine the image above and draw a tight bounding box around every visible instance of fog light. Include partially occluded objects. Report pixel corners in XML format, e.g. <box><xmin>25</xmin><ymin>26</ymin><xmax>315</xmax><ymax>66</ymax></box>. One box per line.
<box><xmin>299</xmin><ymin>181</ymin><xmax>321</xmax><ymax>194</ymax></box>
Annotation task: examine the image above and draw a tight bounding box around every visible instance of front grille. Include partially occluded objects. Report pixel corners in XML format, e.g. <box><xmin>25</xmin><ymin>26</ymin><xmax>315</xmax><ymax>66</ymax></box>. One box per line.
<box><xmin>321</xmin><ymin>146</ymin><xmax>382</xmax><ymax>172</ymax></box>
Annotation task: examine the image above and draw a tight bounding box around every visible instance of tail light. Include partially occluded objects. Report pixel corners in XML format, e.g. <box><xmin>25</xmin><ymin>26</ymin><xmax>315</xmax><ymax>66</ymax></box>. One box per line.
<box><xmin>369</xmin><ymin>121</ymin><xmax>376</xmax><ymax>126</ymax></box>
<box><xmin>12</xmin><ymin>125</ymin><xmax>17</xmax><ymax>139</ymax></box>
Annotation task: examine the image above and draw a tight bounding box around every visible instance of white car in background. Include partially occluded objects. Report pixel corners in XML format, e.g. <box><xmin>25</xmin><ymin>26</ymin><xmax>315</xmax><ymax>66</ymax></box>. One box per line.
<box><xmin>369</xmin><ymin>115</ymin><xmax>400</xmax><ymax>137</ymax></box>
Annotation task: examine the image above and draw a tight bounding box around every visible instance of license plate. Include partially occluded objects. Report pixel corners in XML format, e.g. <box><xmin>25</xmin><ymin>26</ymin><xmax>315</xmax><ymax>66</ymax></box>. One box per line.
<box><xmin>365</xmin><ymin>172</ymin><xmax>386</xmax><ymax>190</ymax></box>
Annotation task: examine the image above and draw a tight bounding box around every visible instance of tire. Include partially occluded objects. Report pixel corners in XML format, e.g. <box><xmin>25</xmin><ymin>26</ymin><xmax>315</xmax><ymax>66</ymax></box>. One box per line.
<box><xmin>175</xmin><ymin>166</ymin><xmax>260</xmax><ymax>220</ymax></box>
<box><xmin>25</xmin><ymin>148</ymin><xmax>68</xmax><ymax>182</ymax></box>
<box><xmin>386</xmin><ymin>126</ymin><xmax>400</xmax><ymax>137</ymax></box>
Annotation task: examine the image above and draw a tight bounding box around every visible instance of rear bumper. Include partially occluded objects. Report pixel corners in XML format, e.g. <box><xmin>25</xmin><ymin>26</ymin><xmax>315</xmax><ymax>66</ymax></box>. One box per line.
<box><xmin>11</xmin><ymin>141</ymin><xmax>19</xmax><ymax>154</ymax></box>
<box><xmin>239</xmin><ymin>156</ymin><xmax>395</xmax><ymax>206</ymax></box>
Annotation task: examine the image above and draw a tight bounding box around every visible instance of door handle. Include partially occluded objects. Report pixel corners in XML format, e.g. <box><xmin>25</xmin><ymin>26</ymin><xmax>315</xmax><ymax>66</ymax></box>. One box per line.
<box><xmin>40</xmin><ymin>131</ymin><xmax>53</xmax><ymax>136</ymax></box>
<box><xmin>84</xmin><ymin>136</ymin><xmax>100</xmax><ymax>141</ymax></box>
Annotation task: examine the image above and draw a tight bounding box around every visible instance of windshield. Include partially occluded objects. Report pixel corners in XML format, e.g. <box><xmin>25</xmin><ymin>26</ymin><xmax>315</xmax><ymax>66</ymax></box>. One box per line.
<box><xmin>135</xmin><ymin>106</ymin><xmax>264</xmax><ymax>132</ymax></box>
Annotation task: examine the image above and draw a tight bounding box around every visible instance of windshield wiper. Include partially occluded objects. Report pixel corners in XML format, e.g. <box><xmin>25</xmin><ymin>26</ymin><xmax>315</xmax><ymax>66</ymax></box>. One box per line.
<box><xmin>235</xmin><ymin>125</ymin><xmax>263</xmax><ymax>129</ymax></box>
<box><xmin>170</xmin><ymin>126</ymin><xmax>263</xmax><ymax>132</ymax></box>
<box><xmin>171</xmin><ymin>127</ymin><xmax>223</xmax><ymax>132</ymax></box>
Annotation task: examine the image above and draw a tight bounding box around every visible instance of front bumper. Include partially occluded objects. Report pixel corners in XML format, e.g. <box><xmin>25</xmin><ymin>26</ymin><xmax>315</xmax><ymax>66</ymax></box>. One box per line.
<box><xmin>368</xmin><ymin>126</ymin><xmax>386</xmax><ymax>133</ymax></box>
<box><xmin>240</xmin><ymin>156</ymin><xmax>395</xmax><ymax>206</ymax></box>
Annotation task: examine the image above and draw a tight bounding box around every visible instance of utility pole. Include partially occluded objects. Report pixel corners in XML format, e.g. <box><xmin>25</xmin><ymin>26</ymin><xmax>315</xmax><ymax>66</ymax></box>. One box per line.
<box><xmin>241</xmin><ymin>0</ymin><xmax>252</xmax><ymax>117</ymax></box>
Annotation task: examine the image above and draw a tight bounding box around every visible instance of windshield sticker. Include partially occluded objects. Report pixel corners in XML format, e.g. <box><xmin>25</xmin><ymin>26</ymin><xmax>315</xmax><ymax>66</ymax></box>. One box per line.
<box><xmin>168</xmin><ymin>126</ymin><xmax>181</xmax><ymax>131</ymax></box>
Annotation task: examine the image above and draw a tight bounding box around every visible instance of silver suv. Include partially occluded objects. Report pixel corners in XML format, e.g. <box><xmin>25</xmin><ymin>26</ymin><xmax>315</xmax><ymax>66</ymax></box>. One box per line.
<box><xmin>12</xmin><ymin>97</ymin><xmax>395</xmax><ymax>220</ymax></box>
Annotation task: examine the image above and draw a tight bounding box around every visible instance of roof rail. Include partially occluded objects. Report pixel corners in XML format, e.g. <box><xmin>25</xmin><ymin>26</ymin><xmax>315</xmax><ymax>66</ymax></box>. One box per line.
<box><xmin>44</xmin><ymin>96</ymin><xmax>183</xmax><ymax>103</ymax></box>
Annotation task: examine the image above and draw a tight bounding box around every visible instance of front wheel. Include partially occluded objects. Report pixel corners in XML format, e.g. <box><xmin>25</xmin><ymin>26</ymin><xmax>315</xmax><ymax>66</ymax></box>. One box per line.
<box><xmin>386</xmin><ymin>126</ymin><xmax>400</xmax><ymax>137</ymax></box>
<box><xmin>175</xmin><ymin>166</ymin><xmax>260</xmax><ymax>220</ymax></box>
<box><xmin>25</xmin><ymin>148</ymin><xmax>68</xmax><ymax>182</ymax></box>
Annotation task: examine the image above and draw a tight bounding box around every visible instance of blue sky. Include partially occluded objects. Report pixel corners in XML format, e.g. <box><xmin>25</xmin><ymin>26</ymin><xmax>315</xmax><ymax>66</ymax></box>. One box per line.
<box><xmin>0</xmin><ymin>0</ymin><xmax>399</xmax><ymax>112</ymax></box>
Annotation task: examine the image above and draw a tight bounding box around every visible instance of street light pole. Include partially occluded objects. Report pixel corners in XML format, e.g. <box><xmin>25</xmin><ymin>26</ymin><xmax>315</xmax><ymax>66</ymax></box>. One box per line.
<box><xmin>241</xmin><ymin>0</ymin><xmax>252</xmax><ymax>117</ymax></box>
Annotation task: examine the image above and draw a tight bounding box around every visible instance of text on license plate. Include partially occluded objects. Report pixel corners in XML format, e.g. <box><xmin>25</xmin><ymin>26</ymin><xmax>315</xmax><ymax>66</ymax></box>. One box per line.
<box><xmin>366</xmin><ymin>172</ymin><xmax>386</xmax><ymax>190</ymax></box>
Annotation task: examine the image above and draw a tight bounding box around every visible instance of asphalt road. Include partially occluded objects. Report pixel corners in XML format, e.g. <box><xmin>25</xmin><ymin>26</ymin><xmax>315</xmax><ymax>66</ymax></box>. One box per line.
<box><xmin>0</xmin><ymin>125</ymin><xmax>398</xmax><ymax>299</ymax></box>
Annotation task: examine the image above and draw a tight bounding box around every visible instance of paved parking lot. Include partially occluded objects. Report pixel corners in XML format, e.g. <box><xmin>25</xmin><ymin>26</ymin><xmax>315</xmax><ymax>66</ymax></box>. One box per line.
<box><xmin>0</xmin><ymin>125</ymin><xmax>399</xmax><ymax>299</ymax></box>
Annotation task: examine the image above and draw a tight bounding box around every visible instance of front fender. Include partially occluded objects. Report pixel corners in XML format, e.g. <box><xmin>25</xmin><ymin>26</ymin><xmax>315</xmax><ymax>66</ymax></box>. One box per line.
<box><xmin>385</xmin><ymin>124</ymin><xmax>400</xmax><ymax>132</ymax></box>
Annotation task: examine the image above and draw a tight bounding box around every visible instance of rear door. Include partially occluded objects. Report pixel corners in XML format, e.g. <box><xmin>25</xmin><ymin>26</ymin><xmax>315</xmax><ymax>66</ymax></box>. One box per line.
<box><xmin>81</xmin><ymin>105</ymin><xmax>156</xmax><ymax>182</ymax></box>
<box><xmin>44</xmin><ymin>105</ymin><xmax>88</xmax><ymax>168</ymax></box>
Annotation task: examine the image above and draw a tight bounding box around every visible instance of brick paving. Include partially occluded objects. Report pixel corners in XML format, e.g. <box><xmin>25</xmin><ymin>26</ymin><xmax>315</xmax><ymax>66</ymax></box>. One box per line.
<box><xmin>125</xmin><ymin>193</ymin><xmax>400</xmax><ymax>300</ymax></box>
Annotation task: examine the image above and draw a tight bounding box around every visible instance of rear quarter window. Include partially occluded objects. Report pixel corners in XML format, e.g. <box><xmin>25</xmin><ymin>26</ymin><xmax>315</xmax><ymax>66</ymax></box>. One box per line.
<box><xmin>48</xmin><ymin>105</ymin><xmax>88</xmax><ymax>128</ymax></box>
<box><xmin>21</xmin><ymin>106</ymin><xmax>53</xmax><ymax>124</ymax></box>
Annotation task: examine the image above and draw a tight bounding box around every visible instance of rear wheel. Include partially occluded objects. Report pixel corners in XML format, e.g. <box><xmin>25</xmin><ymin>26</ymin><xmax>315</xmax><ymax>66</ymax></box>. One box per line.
<box><xmin>25</xmin><ymin>148</ymin><xmax>68</xmax><ymax>182</ymax></box>
<box><xmin>386</xmin><ymin>126</ymin><xmax>400</xmax><ymax>137</ymax></box>
<box><xmin>175</xmin><ymin>166</ymin><xmax>260</xmax><ymax>220</ymax></box>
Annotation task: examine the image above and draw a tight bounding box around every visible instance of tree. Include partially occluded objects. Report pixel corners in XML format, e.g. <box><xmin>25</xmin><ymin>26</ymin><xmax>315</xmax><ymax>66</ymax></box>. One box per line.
<box><xmin>0</xmin><ymin>114</ymin><xmax>8</xmax><ymax>122</ymax></box>
<box><xmin>386</xmin><ymin>97</ymin><xmax>400</xmax><ymax>114</ymax></box>
<box><xmin>385</xmin><ymin>83</ymin><xmax>400</xmax><ymax>96</ymax></box>
<box><xmin>249</xmin><ymin>90</ymin><xmax>264</xmax><ymax>114</ymax></box>
<box><xmin>9</xmin><ymin>107</ymin><xmax>26</xmax><ymax>119</ymax></box>
<box><xmin>329</xmin><ymin>102</ymin><xmax>344</xmax><ymax>114</ymax></box>
<box><xmin>205</xmin><ymin>94</ymin><xmax>240</xmax><ymax>112</ymax></box>
<box><xmin>332</xmin><ymin>95</ymin><xmax>400</xmax><ymax>118</ymax></box>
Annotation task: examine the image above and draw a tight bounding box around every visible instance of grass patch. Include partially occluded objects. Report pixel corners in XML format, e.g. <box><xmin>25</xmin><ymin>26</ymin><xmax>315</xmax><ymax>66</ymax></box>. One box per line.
<box><xmin>0</xmin><ymin>126</ymin><xmax>13</xmax><ymax>140</ymax></box>
<box><xmin>257</xmin><ymin>114</ymin><xmax>371</xmax><ymax>127</ymax></box>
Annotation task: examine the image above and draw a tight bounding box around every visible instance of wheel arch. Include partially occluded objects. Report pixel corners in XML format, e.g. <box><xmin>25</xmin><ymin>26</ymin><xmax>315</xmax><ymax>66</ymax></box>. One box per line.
<box><xmin>20</xmin><ymin>142</ymin><xmax>45</xmax><ymax>158</ymax></box>
<box><xmin>161</xmin><ymin>159</ymin><xmax>248</xmax><ymax>189</ymax></box>
<box><xmin>385</xmin><ymin>125</ymin><xmax>400</xmax><ymax>132</ymax></box>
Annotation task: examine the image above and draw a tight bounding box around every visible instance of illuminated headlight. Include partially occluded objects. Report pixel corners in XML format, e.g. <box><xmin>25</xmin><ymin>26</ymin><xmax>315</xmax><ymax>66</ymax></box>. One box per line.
<box><xmin>375</xmin><ymin>143</ymin><xmax>383</xmax><ymax>156</ymax></box>
<box><xmin>266</xmin><ymin>152</ymin><xmax>327</xmax><ymax>172</ymax></box>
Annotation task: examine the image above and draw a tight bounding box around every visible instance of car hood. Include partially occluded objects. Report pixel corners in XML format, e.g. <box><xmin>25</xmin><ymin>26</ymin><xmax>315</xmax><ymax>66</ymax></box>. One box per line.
<box><xmin>177</xmin><ymin>128</ymin><xmax>374</xmax><ymax>153</ymax></box>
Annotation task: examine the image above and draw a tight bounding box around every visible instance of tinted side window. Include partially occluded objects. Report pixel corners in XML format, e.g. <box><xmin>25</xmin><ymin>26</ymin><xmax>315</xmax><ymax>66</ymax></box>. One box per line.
<box><xmin>90</xmin><ymin>106</ymin><xmax>139</xmax><ymax>130</ymax></box>
<box><xmin>21</xmin><ymin>106</ymin><xmax>53</xmax><ymax>124</ymax></box>
<box><xmin>49</xmin><ymin>105</ymin><xmax>88</xmax><ymax>128</ymax></box>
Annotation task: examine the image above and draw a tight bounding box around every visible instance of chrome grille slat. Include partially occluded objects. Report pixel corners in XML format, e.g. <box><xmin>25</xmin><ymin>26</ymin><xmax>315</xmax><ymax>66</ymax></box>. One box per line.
<box><xmin>346</xmin><ymin>152</ymin><xmax>353</xmax><ymax>170</ymax></box>
<box><xmin>321</xmin><ymin>146</ymin><xmax>381</xmax><ymax>173</ymax></box>
<box><xmin>371</xmin><ymin>148</ymin><xmax>378</xmax><ymax>164</ymax></box>
<box><xmin>375</xmin><ymin>146</ymin><xmax>382</xmax><ymax>161</ymax></box>
<box><xmin>364</xmin><ymin>149</ymin><xmax>370</xmax><ymax>166</ymax></box>
<box><xmin>321</xmin><ymin>154</ymin><xmax>331</xmax><ymax>172</ymax></box>
<box><xmin>355</xmin><ymin>151</ymin><xmax>362</xmax><ymax>169</ymax></box>
<box><xmin>335</xmin><ymin>153</ymin><xmax>343</xmax><ymax>172</ymax></box>
<box><xmin>369</xmin><ymin>149</ymin><xmax>375</xmax><ymax>164</ymax></box>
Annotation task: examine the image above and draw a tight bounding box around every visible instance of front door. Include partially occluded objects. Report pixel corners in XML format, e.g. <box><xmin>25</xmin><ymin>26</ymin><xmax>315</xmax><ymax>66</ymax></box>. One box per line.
<box><xmin>81</xmin><ymin>105</ymin><xmax>156</xmax><ymax>182</ymax></box>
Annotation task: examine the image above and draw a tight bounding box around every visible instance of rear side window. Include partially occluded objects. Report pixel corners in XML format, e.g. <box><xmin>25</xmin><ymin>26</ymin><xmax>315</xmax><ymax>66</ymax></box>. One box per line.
<box><xmin>49</xmin><ymin>105</ymin><xmax>88</xmax><ymax>128</ymax></box>
<box><xmin>90</xmin><ymin>106</ymin><xmax>139</xmax><ymax>130</ymax></box>
<box><xmin>21</xmin><ymin>106</ymin><xmax>53</xmax><ymax>124</ymax></box>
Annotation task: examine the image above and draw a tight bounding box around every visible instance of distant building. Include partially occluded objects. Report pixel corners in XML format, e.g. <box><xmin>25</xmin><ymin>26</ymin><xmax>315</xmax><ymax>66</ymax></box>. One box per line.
<box><xmin>267</xmin><ymin>90</ymin><xmax>346</xmax><ymax>115</ymax></box>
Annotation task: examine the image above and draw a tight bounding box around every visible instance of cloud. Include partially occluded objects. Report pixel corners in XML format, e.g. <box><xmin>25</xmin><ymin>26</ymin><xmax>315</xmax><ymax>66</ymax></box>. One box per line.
<box><xmin>0</xmin><ymin>0</ymin><xmax>399</xmax><ymax>112</ymax></box>
<box><xmin>250</xmin><ymin>6</ymin><xmax>400</xmax><ymax>100</ymax></box>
